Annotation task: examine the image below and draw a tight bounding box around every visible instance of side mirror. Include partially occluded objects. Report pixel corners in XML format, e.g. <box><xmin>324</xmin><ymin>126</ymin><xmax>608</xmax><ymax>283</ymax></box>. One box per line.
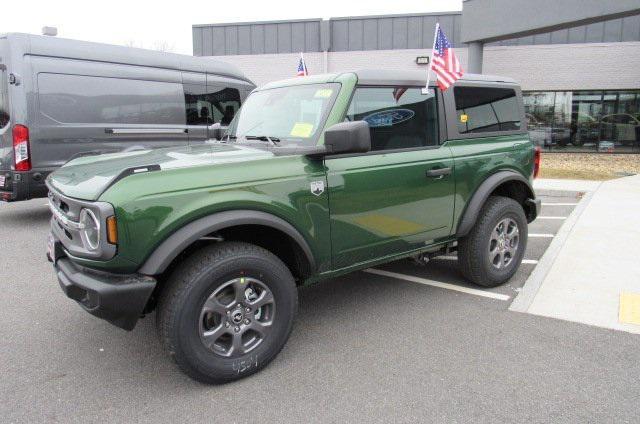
<box><xmin>208</xmin><ymin>122</ymin><xmax>227</xmax><ymax>140</ymax></box>
<box><xmin>324</xmin><ymin>121</ymin><xmax>371</xmax><ymax>155</ymax></box>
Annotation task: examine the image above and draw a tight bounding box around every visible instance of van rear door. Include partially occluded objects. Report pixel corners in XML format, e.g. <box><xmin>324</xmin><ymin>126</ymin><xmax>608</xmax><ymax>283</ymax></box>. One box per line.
<box><xmin>0</xmin><ymin>40</ymin><xmax>12</xmax><ymax>179</ymax></box>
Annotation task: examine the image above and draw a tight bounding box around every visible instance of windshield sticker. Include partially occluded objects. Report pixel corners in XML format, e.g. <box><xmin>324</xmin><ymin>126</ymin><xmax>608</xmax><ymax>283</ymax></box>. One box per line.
<box><xmin>363</xmin><ymin>109</ymin><xmax>415</xmax><ymax>128</ymax></box>
<box><xmin>290</xmin><ymin>122</ymin><xmax>314</xmax><ymax>138</ymax></box>
<box><xmin>314</xmin><ymin>89</ymin><xmax>333</xmax><ymax>98</ymax></box>
<box><xmin>460</xmin><ymin>114</ymin><xmax>469</xmax><ymax>123</ymax></box>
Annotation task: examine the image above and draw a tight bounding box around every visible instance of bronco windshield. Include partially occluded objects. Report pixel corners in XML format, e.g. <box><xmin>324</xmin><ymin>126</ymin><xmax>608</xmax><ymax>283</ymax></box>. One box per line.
<box><xmin>226</xmin><ymin>83</ymin><xmax>340</xmax><ymax>145</ymax></box>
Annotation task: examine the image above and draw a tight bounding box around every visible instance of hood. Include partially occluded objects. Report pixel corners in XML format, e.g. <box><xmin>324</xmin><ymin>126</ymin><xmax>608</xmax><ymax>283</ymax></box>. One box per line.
<box><xmin>47</xmin><ymin>143</ymin><xmax>275</xmax><ymax>201</ymax></box>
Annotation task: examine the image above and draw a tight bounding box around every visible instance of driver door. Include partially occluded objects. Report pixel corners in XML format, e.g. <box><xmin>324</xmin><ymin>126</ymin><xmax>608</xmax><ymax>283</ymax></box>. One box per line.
<box><xmin>325</xmin><ymin>87</ymin><xmax>455</xmax><ymax>270</ymax></box>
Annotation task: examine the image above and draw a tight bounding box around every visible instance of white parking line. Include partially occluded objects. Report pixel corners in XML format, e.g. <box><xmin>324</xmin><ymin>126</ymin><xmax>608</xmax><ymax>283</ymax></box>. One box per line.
<box><xmin>541</xmin><ymin>202</ymin><xmax>579</xmax><ymax>206</ymax></box>
<box><xmin>529</xmin><ymin>233</ymin><xmax>555</xmax><ymax>238</ymax></box>
<box><xmin>436</xmin><ymin>256</ymin><xmax>538</xmax><ymax>265</ymax></box>
<box><xmin>537</xmin><ymin>216</ymin><xmax>567</xmax><ymax>220</ymax></box>
<box><xmin>363</xmin><ymin>268</ymin><xmax>510</xmax><ymax>301</ymax></box>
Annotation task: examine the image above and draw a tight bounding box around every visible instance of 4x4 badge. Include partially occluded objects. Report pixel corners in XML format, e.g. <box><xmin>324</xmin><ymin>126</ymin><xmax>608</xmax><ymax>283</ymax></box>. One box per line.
<box><xmin>310</xmin><ymin>181</ymin><xmax>325</xmax><ymax>196</ymax></box>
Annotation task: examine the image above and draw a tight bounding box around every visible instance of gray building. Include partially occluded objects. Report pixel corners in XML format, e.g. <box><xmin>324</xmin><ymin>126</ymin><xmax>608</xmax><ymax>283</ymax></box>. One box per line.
<box><xmin>193</xmin><ymin>1</ymin><xmax>640</xmax><ymax>152</ymax></box>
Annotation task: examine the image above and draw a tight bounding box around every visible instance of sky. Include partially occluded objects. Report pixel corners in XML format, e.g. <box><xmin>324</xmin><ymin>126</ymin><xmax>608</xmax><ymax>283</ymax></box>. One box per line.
<box><xmin>1</xmin><ymin>0</ymin><xmax>462</xmax><ymax>55</ymax></box>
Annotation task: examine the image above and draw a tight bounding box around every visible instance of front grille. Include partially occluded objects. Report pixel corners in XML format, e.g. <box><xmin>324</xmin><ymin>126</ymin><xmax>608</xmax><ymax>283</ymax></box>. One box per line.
<box><xmin>46</xmin><ymin>182</ymin><xmax>117</xmax><ymax>261</ymax></box>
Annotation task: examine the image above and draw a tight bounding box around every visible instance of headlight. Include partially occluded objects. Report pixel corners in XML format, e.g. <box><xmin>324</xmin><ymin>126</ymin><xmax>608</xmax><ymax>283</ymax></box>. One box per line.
<box><xmin>79</xmin><ymin>209</ymin><xmax>100</xmax><ymax>251</ymax></box>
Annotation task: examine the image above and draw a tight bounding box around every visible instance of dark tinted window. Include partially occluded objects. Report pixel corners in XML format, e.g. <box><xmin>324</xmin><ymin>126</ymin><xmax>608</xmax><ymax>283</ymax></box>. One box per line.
<box><xmin>38</xmin><ymin>73</ymin><xmax>185</xmax><ymax>125</ymax></box>
<box><xmin>346</xmin><ymin>87</ymin><xmax>439</xmax><ymax>151</ymax></box>
<box><xmin>184</xmin><ymin>85</ymin><xmax>241</xmax><ymax>126</ymax></box>
<box><xmin>0</xmin><ymin>69</ymin><xmax>9</xmax><ymax>129</ymax></box>
<box><xmin>454</xmin><ymin>86</ymin><xmax>522</xmax><ymax>134</ymax></box>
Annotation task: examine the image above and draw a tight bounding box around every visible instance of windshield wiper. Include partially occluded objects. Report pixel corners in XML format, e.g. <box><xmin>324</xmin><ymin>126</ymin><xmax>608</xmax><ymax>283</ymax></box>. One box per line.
<box><xmin>244</xmin><ymin>135</ymin><xmax>281</xmax><ymax>146</ymax></box>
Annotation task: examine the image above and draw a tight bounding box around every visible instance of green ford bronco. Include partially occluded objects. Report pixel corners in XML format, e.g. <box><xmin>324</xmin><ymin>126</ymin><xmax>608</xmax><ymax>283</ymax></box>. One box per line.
<box><xmin>47</xmin><ymin>70</ymin><xmax>541</xmax><ymax>383</ymax></box>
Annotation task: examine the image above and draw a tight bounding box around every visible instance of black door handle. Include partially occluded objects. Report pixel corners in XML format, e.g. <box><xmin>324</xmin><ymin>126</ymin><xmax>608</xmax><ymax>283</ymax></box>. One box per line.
<box><xmin>426</xmin><ymin>167</ymin><xmax>452</xmax><ymax>178</ymax></box>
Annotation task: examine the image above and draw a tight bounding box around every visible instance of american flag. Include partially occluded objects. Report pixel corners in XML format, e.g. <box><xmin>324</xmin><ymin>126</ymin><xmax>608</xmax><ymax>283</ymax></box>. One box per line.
<box><xmin>431</xmin><ymin>26</ymin><xmax>463</xmax><ymax>90</ymax></box>
<box><xmin>296</xmin><ymin>54</ymin><xmax>308</xmax><ymax>76</ymax></box>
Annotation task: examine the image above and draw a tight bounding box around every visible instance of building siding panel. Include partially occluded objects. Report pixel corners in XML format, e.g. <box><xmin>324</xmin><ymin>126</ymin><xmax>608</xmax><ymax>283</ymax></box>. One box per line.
<box><xmin>193</xmin><ymin>12</ymin><xmax>640</xmax><ymax>56</ymax></box>
<box><xmin>362</xmin><ymin>19</ymin><xmax>379</xmax><ymax>51</ymax></box>
<box><xmin>264</xmin><ymin>24</ymin><xmax>278</xmax><ymax>54</ymax></box>
<box><xmin>192</xmin><ymin>27</ymin><xmax>203</xmax><ymax>56</ymax></box>
<box><xmin>378</xmin><ymin>18</ymin><xmax>393</xmax><ymax>50</ymax></box>
<box><xmin>238</xmin><ymin>26</ymin><xmax>251</xmax><ymax>55</ymax></box>
<box><xmin>277</xmin><ymin>23</ymin><xmax>292</xmax><ymax>53</ymax></box>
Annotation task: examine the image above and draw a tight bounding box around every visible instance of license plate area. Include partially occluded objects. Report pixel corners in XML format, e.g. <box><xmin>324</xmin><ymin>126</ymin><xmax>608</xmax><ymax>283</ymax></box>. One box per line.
<box><xmin>47</xmin><ymin>234</ymin><xmax>64</xmax><ymax>263</ymax></box>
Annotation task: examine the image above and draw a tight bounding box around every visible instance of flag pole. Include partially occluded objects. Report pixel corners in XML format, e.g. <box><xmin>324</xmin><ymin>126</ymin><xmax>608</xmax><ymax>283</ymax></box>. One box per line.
<box><xmin>424</xmin><ymin>22</ymin><xmax>440</xmax><ymax>93</ymax></box>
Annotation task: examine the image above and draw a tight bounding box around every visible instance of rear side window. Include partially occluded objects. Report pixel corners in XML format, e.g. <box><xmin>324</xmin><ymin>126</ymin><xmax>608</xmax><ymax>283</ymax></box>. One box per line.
<box><xmin>454</xmin><ymin>86</ymin><xmax>522</xmax><ymax>134</ymax></box>
<box><xmin>38</xmin><ymin>73</ymin><xmax>185</xmax><ymax>125</ymax></box>
<box><xmin>184</xmin><ymin>85</ymin><xmax>241</xmax><ymax>126</ymax></box>
<box><xmin>0</xmin><ymin>69</ymin><xmax>9</xmax><ymax>129</ymax></box>
<box><xmin>346</xmin><ymin>87</ymin><xmax>439</xmax><ymax>151</ymax></box>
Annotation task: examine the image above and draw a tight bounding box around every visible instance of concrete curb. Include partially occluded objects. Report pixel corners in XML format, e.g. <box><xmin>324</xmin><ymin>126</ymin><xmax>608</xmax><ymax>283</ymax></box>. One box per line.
<box><xmin>509</xmin><ymin>189</ymin><xmax>596</xmax><ymax>313</ymax></box>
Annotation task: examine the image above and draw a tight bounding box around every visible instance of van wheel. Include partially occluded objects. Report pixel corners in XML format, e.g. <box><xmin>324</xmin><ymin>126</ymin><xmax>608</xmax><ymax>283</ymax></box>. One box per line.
<box><xmin>156</xmin><ymin>242</ymin><xmax>297</xmax><ymax>384</ymax></box>
<box><xmin>458</xmin><ymin>196</ymin><xmax>527</xmax><ymax>287</ymax></box>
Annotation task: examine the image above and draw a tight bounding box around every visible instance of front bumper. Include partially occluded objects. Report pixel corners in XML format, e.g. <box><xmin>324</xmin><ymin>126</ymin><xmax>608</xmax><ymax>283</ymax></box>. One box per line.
<box><xmin>48</xmin><ymin>236</ymin><xmax>156</xmax><ymax>331</ymax></box>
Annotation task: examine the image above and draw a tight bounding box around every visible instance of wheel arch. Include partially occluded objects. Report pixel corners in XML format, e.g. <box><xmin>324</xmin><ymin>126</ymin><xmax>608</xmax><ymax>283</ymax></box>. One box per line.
<box><xmin>138</xmin><ymin>210</ymin><xmax>316</xmax><ymax>281</ymax></box>
<box><xmin>456</xmin><ymin>171</ymin><xmax>537</xmax><ymax>238</ymax></box>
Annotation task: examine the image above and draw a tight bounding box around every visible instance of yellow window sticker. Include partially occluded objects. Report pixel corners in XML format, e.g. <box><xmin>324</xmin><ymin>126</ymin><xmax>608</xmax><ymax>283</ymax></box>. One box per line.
<box><xmin>290</xmin><ymin>122</ymin><xmax>314</xmax><ymax>138</ymax></box>
<box><xmin>460</xmin><ymin>114</ymin><xmax>469</xmax><ymax>123</ymax></box>
<box><xmin>314</xmin><ymin>89</ymin><xmax>333</xmax><ymax>98</ymax></box>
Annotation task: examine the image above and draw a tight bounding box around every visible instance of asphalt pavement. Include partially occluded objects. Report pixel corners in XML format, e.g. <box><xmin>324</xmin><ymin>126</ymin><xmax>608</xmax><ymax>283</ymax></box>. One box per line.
<box><xmin>1</xmin><ymin>195</ymin><xmax>639</xmax><ymax>423</ymax></box>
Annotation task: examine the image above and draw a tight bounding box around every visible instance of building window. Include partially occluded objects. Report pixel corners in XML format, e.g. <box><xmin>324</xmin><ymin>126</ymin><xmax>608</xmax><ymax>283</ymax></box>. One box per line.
<box><xmin>346</xmin><ymin>87</ymin><xmax>439</xmax><ymax>151</ymax></box>
<box><xmin>523</xmin><ymin>90</ymin><xmax>640</xmax><ymax>152</ymax></box>
<box><xmin>454</xmin><ymin>86</ymin><xmax>522</xmax><ymax>134</ymax></box>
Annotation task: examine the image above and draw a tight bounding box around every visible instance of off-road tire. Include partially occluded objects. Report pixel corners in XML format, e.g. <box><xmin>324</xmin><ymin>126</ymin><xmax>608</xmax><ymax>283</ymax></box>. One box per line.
<box><xmin>156</xmin><ymin>241</ymin><xmax>297</xmax><ymax>384</ymax></box>
<box><xmin>458</xmin><ymin>196</ymin><xmax>528</xmax><ymax>287</ymax></box>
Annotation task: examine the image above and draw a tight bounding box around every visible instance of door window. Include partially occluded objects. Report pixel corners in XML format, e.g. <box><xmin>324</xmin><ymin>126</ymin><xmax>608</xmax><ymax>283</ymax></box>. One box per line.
<box><xmin>454</xmin><ymin>86</ymin><xmax>522</xmax><ymax>134</ymax></box>
<box><xmin>345</xmin><ymin>87</ymin><xmax>439</xmax><ymax>151</ymax></box>
<box><xmin>184</xmin><ymin>85</ymin><xmax>241</xmax><ymax>126</ymax></box>
<box><xmin>38</xmin><ymin>73</ymin><xmax>185</xmax><ymax>125</ymax></box>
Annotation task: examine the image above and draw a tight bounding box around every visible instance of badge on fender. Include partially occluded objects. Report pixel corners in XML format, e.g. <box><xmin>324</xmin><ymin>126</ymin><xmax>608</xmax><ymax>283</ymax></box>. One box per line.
<box><xmin>310</xmin><ymin>180</ymin><xmax>324</xmax><ymax>196</ymax></box>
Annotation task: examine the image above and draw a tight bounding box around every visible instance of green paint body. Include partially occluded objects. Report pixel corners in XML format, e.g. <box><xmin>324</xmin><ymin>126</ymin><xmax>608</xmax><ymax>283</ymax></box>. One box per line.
<box><xmin>47</xmin><ymin>72</ymin><xmax>534</xmax><ymax>282</ymax></box>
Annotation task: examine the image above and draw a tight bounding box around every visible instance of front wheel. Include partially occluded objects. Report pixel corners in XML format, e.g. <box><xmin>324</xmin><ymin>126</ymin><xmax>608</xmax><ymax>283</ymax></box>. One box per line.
<box><xmin>458</xmin><ymin>196</ymin><xmax>528</xmax><ymax>287</ymax></box>
<box><xmin>156</xmin><ymin>242</ymin><xmax>298</xmax><ymax>384</ymax></box>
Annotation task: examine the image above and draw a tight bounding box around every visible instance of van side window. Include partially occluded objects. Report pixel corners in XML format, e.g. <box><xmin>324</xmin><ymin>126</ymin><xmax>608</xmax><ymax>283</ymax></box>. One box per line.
<box><xmin>0</xmin><ymin>69</ymin><xmax>9</xmax><ymax>129</ymax></box>
<box><xmin>454</xmin><ymin>86</ymin><xmax>522</xmax><ymax>134</ymax></box>
<box><xmin>345</xmin><ymin>87</ymin><xmax>439</xmax><ymax>151</ymax></box>
<box><xmin>184</xmin><ymin>86</ymin><xmax>241</xmax><ymax>126</ymax></box>
<box><xmin>38</xmin><ymin>74</ymin><xmax>185</xmax><ymax>125</ymax></box>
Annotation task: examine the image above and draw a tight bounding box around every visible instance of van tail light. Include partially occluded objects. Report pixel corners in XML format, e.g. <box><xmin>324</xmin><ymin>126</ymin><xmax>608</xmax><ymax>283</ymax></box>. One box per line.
<box><xmin>533</xmin><ymin>146</ymin><xmax>541</xmax><ymax>179</ymax></box>
<box><xmin>13</xmin><ymin>124</ymin><xmax>31</xmax><ymax>172</ymax></box>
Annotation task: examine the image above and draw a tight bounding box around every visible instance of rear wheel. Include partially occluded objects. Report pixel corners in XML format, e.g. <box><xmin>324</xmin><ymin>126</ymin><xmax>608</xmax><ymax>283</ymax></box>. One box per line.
<box><xmin>458</xmin><ymin>196</ymin><xmax>527</xmax><ymax>287</ymax></box>
<box><xmin>157</xmin><ymin>242</ymin><xmax>297</xmax><ymax>384</ymax></box>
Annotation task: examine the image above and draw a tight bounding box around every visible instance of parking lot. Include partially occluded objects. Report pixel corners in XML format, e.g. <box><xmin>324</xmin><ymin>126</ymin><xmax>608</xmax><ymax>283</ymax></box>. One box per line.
<box><xmin>2</xmin><ymin>193</ymin><xmax>639</xmax><ymax>423</ymax></box>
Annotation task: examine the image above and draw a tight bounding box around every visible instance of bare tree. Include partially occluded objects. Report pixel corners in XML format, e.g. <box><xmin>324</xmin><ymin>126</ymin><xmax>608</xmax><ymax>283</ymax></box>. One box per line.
<box><xmin>122</xmin><ymin>40</ymin><xmax>174</xmax><ymax>52</ymax></box>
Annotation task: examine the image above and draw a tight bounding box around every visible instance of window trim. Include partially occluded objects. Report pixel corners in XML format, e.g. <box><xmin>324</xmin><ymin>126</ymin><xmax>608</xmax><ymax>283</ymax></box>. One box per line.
<box><xmin>444</xmin><ymin>81</ymin><xmax>527</xmax><ymax>140</ymax></box>
<box><xmin>328</xmin><ymin>84</ymin><xmax>446</xmax><ymax>159</ymax></box>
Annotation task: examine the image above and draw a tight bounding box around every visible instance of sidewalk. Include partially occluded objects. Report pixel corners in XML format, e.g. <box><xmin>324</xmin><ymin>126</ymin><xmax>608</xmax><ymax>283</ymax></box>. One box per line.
<box><xmin>513</xmin><ymin>176</ymin><xmax>640</xmax><ymax>334</ymax></box>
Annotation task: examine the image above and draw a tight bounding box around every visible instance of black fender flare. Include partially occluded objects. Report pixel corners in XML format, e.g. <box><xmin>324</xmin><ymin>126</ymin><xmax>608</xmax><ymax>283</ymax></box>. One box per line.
<box><xmin>138</xmin><ymin>210</ymin><xmax>316</xmax><ymax>275</ymax></box>
<box><xmin>455</xmin><ymin>171</ymin><xmax>536</xmax><ymax>238</ymax></box>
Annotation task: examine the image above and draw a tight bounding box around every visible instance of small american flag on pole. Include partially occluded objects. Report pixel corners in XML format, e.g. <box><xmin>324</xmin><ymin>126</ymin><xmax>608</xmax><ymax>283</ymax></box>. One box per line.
<box><xmin>296</xmin><ymin>53</ymin><xmax>308</xmax><ymax>76</ymax></box>
<box><xmin>428</xmin><ymin>24</ymin><xmax>463</xmax><ymax>91</ymax></box>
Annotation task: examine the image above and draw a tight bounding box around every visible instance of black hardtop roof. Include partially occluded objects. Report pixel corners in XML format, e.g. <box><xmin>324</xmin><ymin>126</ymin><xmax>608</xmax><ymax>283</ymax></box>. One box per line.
<box><xmin>354</xmin><ymin>69</ymin><xmax>518</xmax><ymax>86</ymax></box>
<box><xmin>1</xmin><ymin>33</ymin><xmax>254</xmax><ymax>84</ymax></box>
